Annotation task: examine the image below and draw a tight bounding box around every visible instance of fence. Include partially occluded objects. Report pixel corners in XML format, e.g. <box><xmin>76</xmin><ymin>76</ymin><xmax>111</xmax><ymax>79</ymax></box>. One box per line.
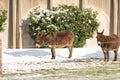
<box><xmin>0</xmin><ymin>0</ymin><xmax>120</xmax><ymax>48</ymax></box>
<box><xmin>0</xmin><ymin>40</ymin><xmax>2</xmax><ymax>74</ymax></box>
<box><xmin>0</xmin><ymin>0</ymin><xmax>120</xmax><ymax>74</ymax></box>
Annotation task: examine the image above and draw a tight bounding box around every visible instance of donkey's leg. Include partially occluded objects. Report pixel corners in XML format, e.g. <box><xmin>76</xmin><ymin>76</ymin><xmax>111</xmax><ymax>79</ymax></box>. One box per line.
<box><xmin>68</xmin><ymin>46</ymin><xmax>73</xmax><ymax>58</ymax></box>
<box><xmin>51</xmin><ymin>47</ymin><xmax>56</xmax><ymax>59</ymax></box>
<box><xmin>104</xmin><ymin>53</ymin><xmax>108</xmax><ymax>62</ymax></box>
<box><xmin>106</xmin><ymin>51</ymin><xmax>109</xmax><ymax>62</ymax></box>
<box><xmin>113</xmin><ymin>50</ymin><xmax>118</xmax><ymax>61</ymax></box>
<box><xmin>103</xmin><ymin>49</ymin><xmax>109</xmax><ymax>62</ymax></box>
<box><xmin>103</xmin><ymin>50</ymin><xmax>107</xmax><ymax>62</ymax></box>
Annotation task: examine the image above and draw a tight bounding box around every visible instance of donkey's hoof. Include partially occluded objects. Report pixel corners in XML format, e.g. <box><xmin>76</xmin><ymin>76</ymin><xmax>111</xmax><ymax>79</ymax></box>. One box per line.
<box><xmin>51</xmin><ymin>57</ymin><xmax>55</xmax><ymax>59</ymax></box>
<box><xmin>113</xmin><ymin>59</ymin><xmax>117</xmax><ymax>61</ymax></box>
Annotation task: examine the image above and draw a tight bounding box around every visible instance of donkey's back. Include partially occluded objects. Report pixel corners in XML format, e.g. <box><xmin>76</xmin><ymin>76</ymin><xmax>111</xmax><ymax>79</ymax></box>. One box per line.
<box><xmin>104</xmin><ymin>34</ymin><xmax>120</xmax><ymax>50</ymax></box>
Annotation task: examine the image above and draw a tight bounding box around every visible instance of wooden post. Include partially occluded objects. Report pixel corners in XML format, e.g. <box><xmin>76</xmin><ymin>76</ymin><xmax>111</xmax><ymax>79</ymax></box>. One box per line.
<box><xmin>117</xmin><ymin>0</ymin><xmax>120</xmax><ymax>35</ymax></box>
<box><xmin>0</xmin><ymin>39</ymin><xmax>2</xmax><ymax>74</ymax></box>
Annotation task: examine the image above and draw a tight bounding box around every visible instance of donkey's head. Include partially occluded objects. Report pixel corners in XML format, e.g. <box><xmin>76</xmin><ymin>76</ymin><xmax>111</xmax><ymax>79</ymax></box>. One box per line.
<box><xmin>35</xmin><ymin>32</ymin><xmax>45</xmax><ymax>48</ymax></box>
<box><xmin>96</xmin><ymin>30</ymin><xmax>104</xmax><ymax>46</ymax></box>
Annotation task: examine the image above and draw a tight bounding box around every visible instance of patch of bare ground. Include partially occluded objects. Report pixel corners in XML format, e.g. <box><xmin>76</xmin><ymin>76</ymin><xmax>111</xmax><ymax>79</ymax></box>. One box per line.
<box><xmin>1</xmin><ymin>58</ymin><xmax>120</xmax><ymax>80</ymax></box>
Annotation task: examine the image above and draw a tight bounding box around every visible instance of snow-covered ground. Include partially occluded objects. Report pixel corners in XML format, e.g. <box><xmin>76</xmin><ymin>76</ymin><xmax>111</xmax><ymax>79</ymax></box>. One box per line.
<box><xmin>2</xmin><ymin>47</ymin><xmax>120</xmax><ymax>74</ymax></box>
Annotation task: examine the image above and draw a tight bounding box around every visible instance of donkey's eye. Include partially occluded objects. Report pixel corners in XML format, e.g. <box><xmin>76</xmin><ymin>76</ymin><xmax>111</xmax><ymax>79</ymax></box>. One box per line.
<box><xmin>36</xmin><ymin>40</ymin><xmax>40</xmax><ymax>43</ymax></box>
<box><xmin>36</xmin><ymin>42</ymin><xmax>39</xmax><ymax>44</ymax></box>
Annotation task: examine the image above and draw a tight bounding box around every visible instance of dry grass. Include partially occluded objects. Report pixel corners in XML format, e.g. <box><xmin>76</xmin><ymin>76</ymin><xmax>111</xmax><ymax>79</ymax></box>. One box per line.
<box><xmin>1</xmin><ymin>58</ymin><xmax>120</xmax><ymax>80</ymax></box>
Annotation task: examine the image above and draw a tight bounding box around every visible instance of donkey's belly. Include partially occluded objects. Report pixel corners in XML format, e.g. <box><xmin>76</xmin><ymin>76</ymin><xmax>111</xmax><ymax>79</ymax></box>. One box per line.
<box><xmin>48</xmin><ymin>44</ymin><xmax>68</xmax><ymax>48</ymax></box>
<box><xmin>102</xmin><ymin>47</ymin><xmax>118</xmax><ymax>52</ymax></box>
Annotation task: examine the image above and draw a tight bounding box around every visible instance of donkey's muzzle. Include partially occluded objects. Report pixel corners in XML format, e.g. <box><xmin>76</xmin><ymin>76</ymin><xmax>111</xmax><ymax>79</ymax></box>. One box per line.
<box><xmin>97</xmin><ymin>41</ymin><xmax>101</xmax><ymax>46</ymax></box>
<box><xmin>36</xmin><ymin>44</ymin><xmax>41</xmax><ymax>48</ymax></box>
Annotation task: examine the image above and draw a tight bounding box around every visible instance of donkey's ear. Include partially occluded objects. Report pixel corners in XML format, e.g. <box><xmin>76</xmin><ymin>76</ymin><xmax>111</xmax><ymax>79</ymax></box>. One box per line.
<box><xmin>96</xmin><ymin>29</ymin><xmax>99</xmax><ymax>33</ymax></box>
<box><xmin>101</xmin><ymin>29</ymin><xmax>104</xmax><ymax>34</ymax></box>
<box><xmin>96</xmin><ymin>29</ymin><xmax>98</xmax><ymax>32</ymax></box>
<box><xmin>37</xmin><ymin>32</ymin><xmax>43</xmax><ymax>37</ymax></box>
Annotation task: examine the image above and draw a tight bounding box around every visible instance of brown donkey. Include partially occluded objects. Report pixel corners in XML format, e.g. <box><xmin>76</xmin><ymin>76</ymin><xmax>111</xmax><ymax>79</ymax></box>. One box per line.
<box><xmin>96</xmin><ymin>30</ymin><xmax>120</xmax><ymax>62</ymax></box>
<box><xmin>35</xmin><ymin>30</ymin><xmax>74</xmax><ymax>59</ymax></box>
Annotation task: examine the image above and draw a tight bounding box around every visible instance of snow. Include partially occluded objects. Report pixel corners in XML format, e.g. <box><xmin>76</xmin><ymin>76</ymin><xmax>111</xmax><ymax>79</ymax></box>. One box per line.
<box><xmin>2</xmin><ymin>47</ymin><xmax>120</xmax><ymax>74</ymax></box>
